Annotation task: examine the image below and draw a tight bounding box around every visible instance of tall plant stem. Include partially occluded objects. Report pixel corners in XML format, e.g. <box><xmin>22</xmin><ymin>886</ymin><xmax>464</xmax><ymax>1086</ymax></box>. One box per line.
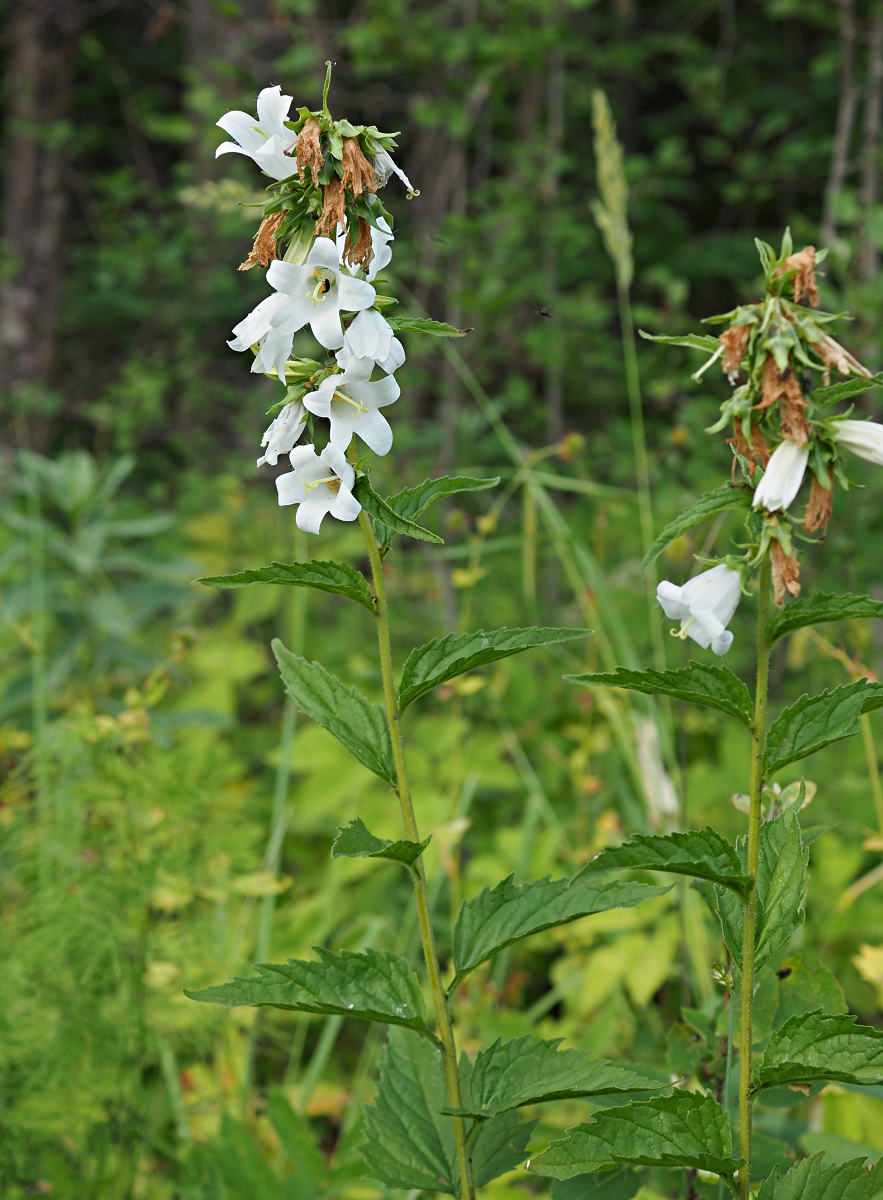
<box><xmin>617</xmin><ymin>283</ymin><xmax>664</xmax><ymax>673</ymax></box>
<box><xmin>359</xmin><ymin>511</ymin><xmax>474</xmax><ymax>1200</ymax></box>
<box><xmin>737</xmin><ymin>560</ymin><xmax>772</xmax><ymax>1198</ymax></box>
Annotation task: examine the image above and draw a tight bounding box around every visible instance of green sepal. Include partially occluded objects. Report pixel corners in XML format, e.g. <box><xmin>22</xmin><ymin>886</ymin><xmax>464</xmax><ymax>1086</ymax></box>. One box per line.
<box><xmin>353</xmin><ymin>476</ymin><xmax>443</xmax><ymax>543</ymax></box>
<box><xmin>642</xmin><ymin>484</ymin><xmax>752</xmax><ymax>570</ymax></box>
<box><xmin>526</xmin><ymin>1091</ymin><xmax>743</xmax><ymax>1181</ymax></box>
<box><xmin>767</xmin><ymin>593</ymin><xmax>883</xmax><ymax>646</ymax></box>
<box><xmin>385</xmin><ymin>315</ymin><xmax>472</xmax><ymax>337</ymax></box>
<box><xmin>451</xmin><ymin>873</ymin><xmax>671</xmax><ymax>989</ymax></box>
<box><xmin>401</xmin><ymin>626</ymin><xmax>591</xmax><ymax>710</ymax></box>
<box><xmin>375</xmin><ymin>474</ymin><xmax>499</xmax><ymax>551</ymax></box>
<box><xmin>185</xmin><ymin>947</ymin><xmax>433</xmax><ymax>1038</ymax></box>
<box><xmin>755</xmin><ymin>1010</ymin><xmax>883</xmax><ymax>1092</ymax></box>
<box><xmin>331</xmin><ymin>817</ymin><xmax>429</xmax><ymax>867</ymax></box>
<box><xmin>763</xmin><ymin>680</ymin><xmax>883</xmax><ymax>779</ymax></box>
<box><xmin>566</xmin><ymin>662</ymin><xmax>753</xmax><ymax>727</ymax></box>
<box><xmin>273</xmin><ymin>640</ymin><xmax>397</xmax><ymax>785</ymax></box>
<box><xmin>580</xmin><ymin>827</ymin><xmax>753</xmax><ymax>897</ymax></box>
<box><xmin>195</xmin><ymin>559</ymin><xmax>374</xmax><ymax>610</ymax></box>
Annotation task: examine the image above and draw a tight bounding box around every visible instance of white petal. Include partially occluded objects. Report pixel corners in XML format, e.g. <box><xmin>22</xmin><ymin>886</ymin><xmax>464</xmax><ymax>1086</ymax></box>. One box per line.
<box><xmin>322</xmin><ymin>444</ymin><xmax>355</xmax><ymax>489</ymax></box>
<box><xmin>378</xmin><ymin>337</ymin><xmax>405</xmax><ymax>374</ymax></box>
<box><xmin>307</xmin><ymin>238</ymin><xmax>341</xmax><ymax>271</ymax></box>
<box><xmin>833</xmin><ymin>419</ymin><xmax>883</xmax><ymax>466</ymax></box>
<box><xmin>310</xmin><ymin>302</ymin><xmax>345</xmax><ymax>350</ymax></box>
<box><xmin>276</xmin><ymin>470</ymin><xmax>308</xmax><ymax>506</ymax></box>
<box><xmin>229</xmin><ymin>292</ymin><xmax>288</xmax><ymax>351</ymax></box>
<box><xmin>329</xmin><ymin>485</ymin><xmax>362</xmax><ymax>522</ymax></box>
<box><xmin>256</xmin><ymin>86</ymin><xmax>293</xmax><ymax>141</ymax></box>
<box><xmin>753</xmin><ymin>441</ymin><xmax>809</xmax><ymax>511</ymax></box>
<box><xmin>337</xmin><ymin>276</ymin><xmax>376</xmax><ymax>313</ymax></box>
<box><xmin>289</xmin><ymin>443</ymin><xmax>319</xmax><ymax>470</ymax></box>
<box><xmin>266</xmin><ymin>260</ymin><xmax>312</xmax><ymax>295</ymax></box>
<box><xmin>348</xmin><ymin>375</ymin><xmax>400</xmax><ymax>409</ymax></box>
<box><xmin>656</xmin><ymin>581</ymin><xmax>689</xmax><ymax>621</ymax></box>
<box><xmin>711</xmin><ymin>630</ymin><xmax>735</xmax><ymax>655</ymax></box>
<box><xmin>253</xmin><ymin>136</ymin><xmax>297</xmax><ymax>181</ymax></box>
<box><xmin>216</xmin><ymin>110</ymin><xmax>267</xmax><ymax>154</ymax></box>
<box><xmin>352</xmin><ymin>408</ymin><xmax>393</xmax><ymax>455</ymax></box>
<box><xmin>295</xmin><ymin>496</ymin><xmax>330</xmax><ymax>534</ymax></box>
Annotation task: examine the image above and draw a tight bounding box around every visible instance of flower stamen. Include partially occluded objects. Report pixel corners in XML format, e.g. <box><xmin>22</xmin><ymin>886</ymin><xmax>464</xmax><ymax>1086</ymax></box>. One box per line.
<box><xmin>333</xmin><ymin>390</ymin><xmax>368</xmax><ymax>415</ymax></box>
<box><xmin>304</xmin><ymin>475</ymin><xmax>340</xmax><ymax>493</ymax></box>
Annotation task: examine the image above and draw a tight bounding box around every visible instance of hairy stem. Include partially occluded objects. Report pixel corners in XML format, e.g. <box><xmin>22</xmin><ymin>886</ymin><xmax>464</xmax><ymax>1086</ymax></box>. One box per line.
<box><xmin>738</xmin><ymin>559</ymin><xmax>772</xmax><ymax>1198</ymax></box>
<box><xmin>359</xmin><ymin>511</ymin><xmax>475</xmax><ymax>1200</ymax></box>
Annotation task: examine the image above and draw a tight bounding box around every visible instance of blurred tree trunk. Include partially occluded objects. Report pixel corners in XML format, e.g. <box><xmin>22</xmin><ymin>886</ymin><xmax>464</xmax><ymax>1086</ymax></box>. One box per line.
<box><xmin>821</xmin><ymin>0</ymin><xmax>856</xmax><ymax>249</ymax></box>
<box><xmin>860</xmin><ymin>7</ymin><xmax>883</xmax><ymax>281</ymax></box>
<box><xmin>0</xmin><ymin>0</ymin><xmax>82</xmax><ymax>396</ymax></box>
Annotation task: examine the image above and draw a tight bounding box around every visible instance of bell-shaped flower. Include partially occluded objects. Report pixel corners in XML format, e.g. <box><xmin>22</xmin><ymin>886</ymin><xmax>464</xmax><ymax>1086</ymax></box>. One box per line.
<box><xmin>216</xmin><ymin>85</ymin><xmax>298</xmax><ymax>181</ymax></box>
<box><xmin>752</xmin><ymin>438</ymin><xmax>809</xmax><ymax>513</ymax></box>
<box><xmin>336</xmin><ymin>319</ymin><xmax>404</xmax><ymax>376</ymax></box>
<box><xmin>303</xmin><ymin>358</ymin><xmax>400</xmax><ymax>456</ymax></box>
<box><xmin>228</xmin><ymin>238</ymin><xmax>376</xmax><ymax>384</ymax></box>
<box><xmin>372</xmin><ymin>149</ymin><xmax>417</xmax><ymax>196</ymax></box>
<box><xmin>275</xmin><ymin>443</ymin><xmax>361</xmax><ymax>533</ymax></box>
<box><xmin>657</xmin><ymin>563</ymin><xmax>743</xmax><ymax>656</ymax></box>
<box><xmin>257</xmin><ymin>400</ymin><xmax>307</xmax><ymax>467</ymax></box>
<box><xmin>337</xmin><ymin>214</ymin><xmax>394</xmax><ymax>282</ymax></box>
<box><xmin>832</xmin><ymin>419</ymin><xmax>883</xmax><ymax>467</ymax></box>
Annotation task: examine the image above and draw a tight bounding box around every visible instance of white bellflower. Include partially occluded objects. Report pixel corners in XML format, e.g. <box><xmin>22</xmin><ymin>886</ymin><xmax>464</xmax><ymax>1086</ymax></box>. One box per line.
<box><xmin>752</xmin><ymin>439</ymin><xmax>809</xmax><ymax>513</ymax></box>
<box><xmin>656</xmin><ymin>564</ymin><xmax>743</xmax><ymax>656</ymax></box>
<box><xmin>275</xmin><ymin>443</ymin><xmax>361</xmax><ymax>533</ymax></box>
<box><xmin>216</xmin><ymin>86</ymin><xmax>298</xmax><ymax>181</ymax></box>
<box><xmin>304</xmin><ymin>359</ymin><xmax>400</xmax><ymax>455</ymax></box>
<box><xmin>832</xmin><ymin>419</ymin><xmax>883</xmax><ymax>467</ymax></box>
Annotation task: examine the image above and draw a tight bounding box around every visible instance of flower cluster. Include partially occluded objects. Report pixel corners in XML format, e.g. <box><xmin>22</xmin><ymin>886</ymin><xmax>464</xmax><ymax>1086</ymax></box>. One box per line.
<box><xmin>656</xmin><ymin>232</ymin><xmax>882</xmax><ymax>655</ymax></box>
<box><xmin>216</xmin><ymin>73</ymin><xmax>413</xmax><ymax>534</ymax></box>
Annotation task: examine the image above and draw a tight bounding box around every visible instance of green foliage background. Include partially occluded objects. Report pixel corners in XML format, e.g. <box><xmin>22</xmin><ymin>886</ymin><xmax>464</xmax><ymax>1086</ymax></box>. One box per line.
<box><xmin>3</xmin><ymin>1</ymin><xmax>883</xmax><ymax>1197</ymax></box>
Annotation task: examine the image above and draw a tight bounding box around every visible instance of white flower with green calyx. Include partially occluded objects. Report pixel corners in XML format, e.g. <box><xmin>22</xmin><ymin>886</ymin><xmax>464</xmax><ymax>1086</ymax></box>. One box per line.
<box><xmin>336</xmin><ymin>309</ymin><xmax>405</xmax><ymax>376</ymax></box>
<box><xmin>831</xmin><ymin>418</ymin><xmax>883</xmax><ymax>467</ymax></box>
<box><xmin>275</xmin><ymin>443</ymin><xmax>361</xmax><ymax>533</ymax></box>
<box><xmin>337</xmin><ymin>213</ymin><xmax>394</xmax><ymax>282</ymax></box>
<box><xmin>228</xmin><ymin>238</ymin><xmax>376</xmax><ymax>384</ymax></box>
<box><xmin>215</xmin><ymin>86</ymin><xmax>298</xmax><ymax>181</ymax></box>
<box><xmin>656</xmin><ymin>563</ymin><xmax>743</xmax><ymax>656</ymax></box>
<box><xmin>257</xmin><ymin>399</ymin><xmax>307</xmax><ymax>467</ymax></box>
<box><xmin>303</xmin><ymin>358</ymin><xmax>400</xmax><ymax>456</ymax></box>
<box><xmin>752</xmin><ymin>438</ymin><xmax>809</xmax><ymax>513</ymax></box>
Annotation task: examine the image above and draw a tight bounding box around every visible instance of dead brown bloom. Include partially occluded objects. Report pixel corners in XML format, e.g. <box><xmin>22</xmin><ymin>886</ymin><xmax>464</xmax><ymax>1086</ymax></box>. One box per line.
<box><xmin>315</xmin><ymin>175</ymin><xmax>346</xmax><ymax>237</ymax></box>
<box><xmin>728</xmin><ymin>418</ymin><xmax>770</xmax><ymax>477</ymax></box>
<box><xmin>771</xmin><ymin>540</ymin><xmax>801</xmax><ymax>606</ymax></box>
<box><xmin>774</xmin><ymin>246</ymin><xmax>819</xmax><ymax>308</ymax></box>
<box><xmin>341</xmin><ymin>137</ymin><xmax>377</xmax><ymax>198</ymax></box>
<box><xmin>817</xmin><ymin>333</ymin><xmax>872</xmax><ymax>379</ymax></box>
<box><xmin>237</xmin><ymin>211</ymin><xmax>285</xmax><ymax>272</ymax></box>
<box><xmin>342</xmin><ymin>217</ymin><xmax>374</xmax><ymax>271</ymax></box>
<box><xmin>757</xmin><ymin>356</ymin><xmax>811</xmax><ymax>445</ymax></box>
<box><xmin>296</xmin><ymin>117</ymin><xmax>324</xmax><ymax>183</ymax></box>
<box><xmin>804</xmin><ymin>472</ymin><xmax>834</xmax><ymax>534</ymax></box>
<box><xmin>720</xmin><ymin>324</ymin><xmax>751</xmax><ymax>377</ymax></box>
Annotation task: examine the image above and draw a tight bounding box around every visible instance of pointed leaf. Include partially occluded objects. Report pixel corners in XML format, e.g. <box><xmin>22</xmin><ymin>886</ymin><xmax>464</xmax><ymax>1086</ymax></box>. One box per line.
<box><xmin>272</xmin><ymin>640</ymin><xmax>396</xmax><ymax>785</ymax></box>
<box><xmin>763</xmin><ymin>681</ymin><xmax>883</xmax><ymax>778</ymax></box>
<box><xmin>774</xmin><ymin>953</ymin><xmax>848</xmax><ymax>1029</ymax></box>
<box><xmin>580</xmin><ymin>827</ymin><xmax>753</xmax><ymax>897</ymax></box>
<box><xmin>768</xmin><ymin>593</ymin><xmax>883</xmax><ymax>646</ymax></box>
<box><xmin>331</xmin><ymin>817</ymin><xmax>429</xmax><ymax>867</ymax></box>
<box><xmin>386</xmin><ymin>315</ymin><xmax>471</xmax><ymax>337</ymax></box>
<box><xmin>527</xmin><ymin>1091</ymin><xmax>743</xmax><ymax>1181</ymax></box>
<box><xmin>448</xmin><ymin>1036</ymin><xmax>664</xmax><ymax>1119</ymax></box>
<box><xmin>552</xmin><ymin>1168</ymin><xmax>642</xmax><ymax>1200</ymax></box>
<box><xmin>638</xmin><ymin>330</ymin><xmax>722</xmax><ymax>353</ymax></box>
<box><xmin>472</xmin><ymin>1110</ymin><xmax>536</xmax><ymax>1187</ymax></box>
<box><xmin>401</xmin><ymin>626</ymin><xmax>592</xmax><ymax>710</ymax></box>
<box><xmin>452</xmin><ymin>873</ymin><xmax>671</xmax><ymax>988</ymax></box>
<box><xmin>359</xmin><ymin>1029</ymin><xmax>457</xmax><ymax>1194</ymax></box>
<box><xmin>375</xmin><ymin>475</ymin><xmax>499</xmax><ymax>550</ymax></box>
<box><xmin>185</xmin><ymin>947</ymin><xmax>431</xmax><ymax>1036</ymax></box>
<box><xmin>809</xmin><ymin>372</ymin><xmax>883</xmax><ymax>408</ymax></box>
<box><xmin>566</xmin><ymin>662</ymin><xmax>752</xmax><ymax>727</ymax></box>
<box><xmin>758</xmin><ymin>1154</ymin><xmax>883</xmax><ymax>1200</ymax></box>
<box><xmin>642</xmin><ymin>484</ymin><xmax>752</xmax><ymax>570</ymax></box>
<box><xmin>194</xmin><ymin>559</ymin><xmax>374</xmax><ymax>610</ymax></box>
<box><xmin>353</xmin><ymin>476</ymin><xmax>443</xmax><ymax>544</ymax></box>
<box><xmin>756</xmin><ymin>1010</ymin><xmax>883</xmax><ymax>1091</ymax></box>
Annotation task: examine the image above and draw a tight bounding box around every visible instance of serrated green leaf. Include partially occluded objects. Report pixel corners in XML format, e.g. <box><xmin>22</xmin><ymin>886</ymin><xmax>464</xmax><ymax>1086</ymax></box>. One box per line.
<box><xmin>642</xmin><ymin>484</ymin><xmax>752</xmax><ymax>571</ymax></box>
<box><xmin>809</xmin><ymin>372</ymin><xmax>883</xmax><ymax>408</ymax></box>
<box><xmin>527</xmin><ymin>1091</ymin><xmax>743</xmax><ymax>1181</ymax></box>
<box><xmin>638</xmin><ymin>330</ymin><xmax>722</xmax><ymax>353</ymax></box>
<box><xmin>758</xmin><ymin>1154</ymin><xmax>883</xmax><ymax>1200</ymax></box>
<box><xmin>331</xmin><ymin>817</ymin><xmax>429</xmax><ymax>867</ymax></box>
<box><xmin>552</xmin><ymin>1167</ymin><xmax>642</xmax><ymax>1200</ymax></box>
<box><xmin>581</xmin><ymin>827</ymin><xmax>753</xmax><ymax>897</ymax></box>
<box><xmin>763</xmin><ymin>680</ymin><xmax>883</xmax><ymax>778</ymax></box>
<box><xmin>401</xmin><ymin>626</ymin><xmax>591</xmax><ymax>710</ymax></box>
<box><xmin>756</xmin><ymin>1010</ymin><xmax>883</xmax><ymax>1091</ymax></box>
<box><xmin>194</xmin><ymin>559</ymin><xmax>374</xmax><ymax>610</ymax></box>
<box><xmin>566</xmin><ymin>662</ymin><xmax>753</xmax><ymax>727</ymax></box>
<box><xmin>471</xmin><ymin>1110</ymin><xmax>536</xmax><ymax>1187</ymax></box>
<box><xmin>768</xmin><ymin>593</ymin><xmax>883</xmax><ymax>646</ymax></box>
<box><xmin>452</xmin><ymin>873</ymin><xmax>671</xmax><ymax>988</ymax></box>
<box><xmin>386</xmin><ymin>315</ymin><xmax>471</xmax><ymax>337</ymax></box>
<box><xmin>185</xmin><ymin>947</ymin><xmax>431</xmax><ymax>1036</ymax></box>
<box><xmin>774</xmin><ymin>954</ymin><xmax>848</xmax><ymax>1029</ymax></box>
<box><xmin>360</xmin><ymin>1029</ymin><xmax>457</xmax><ymax>1193</ymax></box>
<box><xmin>353</xmin><ymin>476</ymin><xmax>443</xmax><ymax>543</ymax></box>
<box><xmin>272</xmin><ymin>640</ymin><xmax>396</xmax><ymax>785</ymax></box>
<box><xmin>375</xmin><ymin>475</ymin><xmax>499</xmax><ymax>550</ymax></box>
<box><xmin>448</xmin><ymin>1037</ymin><xmax>664</xmax><ymax>1119</ymax></box>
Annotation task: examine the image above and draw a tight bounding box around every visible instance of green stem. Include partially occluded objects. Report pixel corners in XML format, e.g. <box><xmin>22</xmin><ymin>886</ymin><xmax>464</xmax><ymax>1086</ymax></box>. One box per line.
<box><xmin>738</xmin><ymin>559</ymin><xmax>772</xmax><ymax>1198</ymax></box>
<box><xmin>860</xmin><ymin>711</ymin><xmax>883</xmax><ymax>835</ymax></box>
<box><xmin>359</xmin><ymin>510</ymin><xmax>474</xmax><ymax>1200</ymax></box>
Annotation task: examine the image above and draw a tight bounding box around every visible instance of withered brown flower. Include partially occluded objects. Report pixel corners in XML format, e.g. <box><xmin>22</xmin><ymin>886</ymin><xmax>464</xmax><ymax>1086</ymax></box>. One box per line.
<box><xmin>728</xmin><ymin>418</ymin><xmax>770</xmax><ymax>477</ymax></box>
<box><xmin>315</xmin><ymin>175</ymin><xmax>346</xmax><ymax>237</ymax></box>
<box><xmin>296</xmin><ymin>116</ymin><xmax>324</xmax><ymax>183</ymax></box>
<box><xmin>341</xmin><ymin>137</ymin><xmax>377</xmax><ymax>198</ymax></box>
<box><xmin>238</xmin><ymin>211</ymin><xmax>285</xmax><ymax>272</ymax></box>
<box><xmin>342</xmin><ymin>217</ymin><xmax>374</xmax><ymax>271</ymax></box>
<box><xmin>720</xmin><ymin>324</ymin><xmax>751</xmax><ymax>378</ymax></box>
<box><xmin>804</xmin><ymin>472</ymin><xmax>834</xmax><ymax>534</ymax></box>
<box><xmin>771</xmin><ymin>540</ymin><xmax>801</xmax><ymax>605</ymax></box>
<box><xmin>774</xmin><ymin>246</ymin><xmax>819</xmax><ymax>308</ymax></box>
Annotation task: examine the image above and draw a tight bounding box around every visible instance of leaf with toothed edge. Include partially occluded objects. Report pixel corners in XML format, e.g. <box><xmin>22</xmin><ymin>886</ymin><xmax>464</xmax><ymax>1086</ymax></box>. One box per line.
<box><xmin>375</xmin><ymin>474</ymin><xmax>499</xmax><ymax>549</ymax></box>
<box><xmin>638</xmin><ymin>330</ymin><xmax>722</xmax><ymax>353</ymax></box>
<box><xmin>641</xmin><ymin>484</ymin><xmax>752</xmax><ymax>570</ymax></box>
<box><xmin>566</xmin><ymin>662</ymin><xmax>753</xmax><ymax>727</ymax></box>
<box><xmin>767</xmin><ymin>593</ymin><xmax>883</xmax><ymax>645</ymax></box>
<box><xmin>763</xmin><ymin>680</ymin><xmax>883</xmax><ymax>778</ymax></box>
<box><xmin>353</xmin><ymin>476</ymin><xmax>443</xmax><ymax>543</ymax></box>
<box><xmin>756</xmin><ymin>1010</ymin><xmax>883</xmax><ymax>1091</ymax></box>
<box><xmin>386</xmin><ymin>315</ymin><xmax>472</xmax><ymax>337</ymax></box>
<box><xmin>551</xmin><ymin>1168</ymin><xmax>642</xmax><ymax>1200</ymax></box>
<box><xmin>580</xmin><ymin>826</ymin><xmax>753</xmax><ymax>897</ymax></box>
<box><xmin>195</xmin><ymin>559</ymin><xmax>375</xmax><ymax>610</ymax></box>
<box><xmin>331</xmin><ymin>817</ymin><xmax>429</xmax><ymax>867</ymax></box>
<box><xmin>757</xmin><ymin>1153</ymin><xmax>883</xmax><ymax>1200</ymax></box>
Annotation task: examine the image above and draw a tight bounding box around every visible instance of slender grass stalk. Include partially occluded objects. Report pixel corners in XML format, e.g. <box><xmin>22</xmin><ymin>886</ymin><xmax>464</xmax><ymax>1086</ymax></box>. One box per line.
<box><xmin>358</xmin><ymin>510</ymin><xmax>474</xmax><ymax>1200</ymax></box>
<box><xmin>861</xmin><ymin>711</ymin><xmax>883</xmax><ymax>835</ymax></box>
<box><xmin>22</xmin><ymin>454</ymin><xmax>51</xmax><ymax>889</ymax></box>
<box><xmin>522</xmin><ymin>481</ymin><xmax>538</xmax><ymax>607</ymax></box>
<box><xmin>738</xmin><ymin>560</ymin><xmax>772</xmax><ymax>1198</ymax></box>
